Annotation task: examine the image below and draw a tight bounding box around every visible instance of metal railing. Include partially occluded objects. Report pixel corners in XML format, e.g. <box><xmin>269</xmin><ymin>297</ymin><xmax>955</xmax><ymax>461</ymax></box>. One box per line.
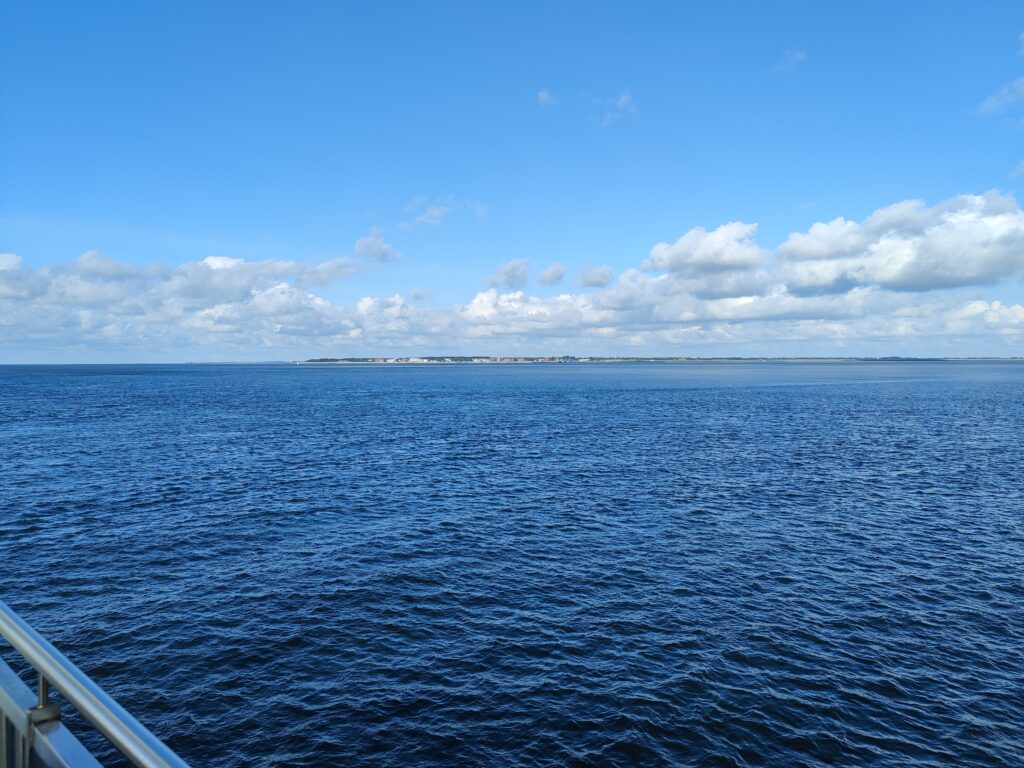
<box><xmin>0</xmin><ymin>600</ymin><xmax>190</xmax><ymax>768</ymax></box>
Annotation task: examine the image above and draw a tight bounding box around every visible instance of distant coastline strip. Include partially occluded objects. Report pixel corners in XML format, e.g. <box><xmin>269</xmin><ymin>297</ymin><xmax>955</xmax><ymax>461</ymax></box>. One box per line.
<box><xmin>297</xmin><ymin>356</ymin><xmax>1024</xmax><ymax>364</ymax></box>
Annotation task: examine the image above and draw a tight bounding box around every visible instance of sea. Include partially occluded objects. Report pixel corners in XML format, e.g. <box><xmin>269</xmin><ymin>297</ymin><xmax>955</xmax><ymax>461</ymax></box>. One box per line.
<box><xmin>0</xmin><ymin>361</ymin><xmax>1022</xmax><ymax>767</ymax></box>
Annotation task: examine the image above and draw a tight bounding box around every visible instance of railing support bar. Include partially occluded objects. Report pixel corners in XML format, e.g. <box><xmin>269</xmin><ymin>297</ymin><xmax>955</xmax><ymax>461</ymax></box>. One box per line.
<box><xmin>0</xmin><ymin>600</ymin><xmax>189</xmax><ymax>768</ymax></box>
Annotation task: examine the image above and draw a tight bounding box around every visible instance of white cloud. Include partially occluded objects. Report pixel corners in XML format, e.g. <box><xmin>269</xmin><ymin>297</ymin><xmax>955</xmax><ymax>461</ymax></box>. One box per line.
<box><xmin>538</xmin><ymin>262</ymin><xmax>565</xmax><ymax>285</ymax></box>
<box><xmin>979</xmin><ymin>77</ymin><xmax>1024</xmax><ymax>114</ymax></box>
<box><xmin>777</xmin><ymin>218</ymin><xmax>866</xmax><ymax>260</ymax></box>
<box><xmin>202</xmin><ymin>255</ymin><xmax>244</xmax><ymax>270</ymax></box>
<box><xmin>1020</xmin><ymin>31</ymin><xmax>1024</xmax><ymax>55</ymax></box>
<box><xmin>405</xmin><ymin>196</ymin><xmax>486</xmax><ymax>227</ymax></box>
<box><xmin>645</xmin><ymin>222</ymin><xmax>768</xmax><ymax>274</ymax></box>
<box><xmin>409</xmin><ymin>287</ymin><xmax>432</xmax><ymax>301</ymax></box>
<box><xmin>416</xmin><ymin>206</ymin><xmax>452</xmax><ymax>226</ymax></box>
<box><xmin>298</xmin><ymin>258</ymin><xmax>361</xmax><ymax>287</ymax></box>
<box><xmin>489</xmin><ymin>258</ymin><xmax>529</xmax><ymax>289</ymax></box>
<box><xmin>777</xmin><ymin>191</ymin><xmax>1024</xmax><ymax>292</ymax></box>
<box><xmin>0</xmin><ymin>252</ymin><xmax>359</xmax><ymax>318</ymax></box>
<box><xmin>1012</xmin><ymin>161</ymin><xmax>1024</xmax><ymax>178</ymax></box>
<box><xmin>537</xmin><ymin>89</ymin><xmax>557</xmax><ymax>106</ymax></box>
<box><xmin>0</xmin><ymin>253</ymin><xmax>22</xmax><ymax>270</ymax></box>
<box><xmin>579</xmin><ymin>266</ymin><xmax>614</xmax><ymax>287</ymax></box>
<box><xmin>778</xmin><ymin>49</ymin><xmax>807</xmax><ymax>71</ymax></box>
<box><xmin>72</xmin><ymin>250</ymin><xmax>144</xmax><ymax>278</ymax></box>
<box><xmin>597</xmin><ymin>91</ymin><xmax>635</xmax><ymax>127</ymax></box>
<box><xmin>952</xmin><ymin>299</ymin><xmax>1024</xmax><ymax>326</ymax></box>
<box><xmin>5</xmin><ymin>191</ymin><xmax>1024</xmax><ymax>359</ymax></box>
<box><xmin>354</xmin><ymin>228</ymin><xmax>396</xmax><ymax>262</ymax></box>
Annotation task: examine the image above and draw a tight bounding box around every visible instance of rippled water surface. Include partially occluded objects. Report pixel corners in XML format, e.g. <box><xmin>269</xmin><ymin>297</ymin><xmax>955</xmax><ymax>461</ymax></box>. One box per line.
<box><xmin>1</xmin><ymin>362</ymin><xmax>1023</xmax><ymax>766</ymax></box>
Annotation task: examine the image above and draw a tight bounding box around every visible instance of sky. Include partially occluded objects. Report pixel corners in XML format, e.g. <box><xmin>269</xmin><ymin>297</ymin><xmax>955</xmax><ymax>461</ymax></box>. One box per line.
<box><xmin>3</xmin><ymin>0</ymin><xmax>1024</xmax><ymax>361</ymax></box>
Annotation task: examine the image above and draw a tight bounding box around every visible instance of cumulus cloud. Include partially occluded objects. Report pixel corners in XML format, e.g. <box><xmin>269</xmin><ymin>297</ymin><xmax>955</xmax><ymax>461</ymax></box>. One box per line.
<box><xmin>952</xmin><ymin>299</ymin><xmax>1024</xmax><ymax>327</ymax></box>
<box><xmin>777</xmin><ymin>191</ymin><xmax>1024</xmax><ymax>292</ymax></box>
<box><xmin>579</xmin><ymin>266</ymin><xmax>614</xmax><ymax>287</ymax></box>
<box><xmin>537</xmin><ymin>89</ymin><xmax>557</xmax><ymax>106</ymax></box>
<box><xmin>489</xmin><ymin>259</ymin><xmax>529</xmax><ymax>289</ymax></box>
<box><xmin>0</xmin><ymin>253</ymin><xmax>360</xmax><ymax>340</ymax></box>
<box><xmin>538</xmin><ymin>262</ymin><xmax>565</xmax><ymax>285</ymax></box>
<box><xmin>777</xmin><ymin>218</ymin><xmax>866</xmax><ymax>260</ymax></box>
<box><xmin>354</xmin><ymin>228</ymin><xmax>396</xmax><ymax>262</ymax></box>
<box><xmin>5</xmin><ymin>191</ymin><xmax>1024</xmax><ymax>358</ymax></box>
<box><xmin>645</xmin><ymin>222</ymin><xmax>768</xmax><ymax>274</ymax></box>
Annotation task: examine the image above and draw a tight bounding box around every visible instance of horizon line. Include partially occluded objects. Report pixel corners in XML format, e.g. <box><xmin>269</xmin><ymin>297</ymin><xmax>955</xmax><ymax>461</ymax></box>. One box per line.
<box><xmin>4</xmin><ymin>356</ymin><xmax>1024</xmax><ymax>366</ymax></box>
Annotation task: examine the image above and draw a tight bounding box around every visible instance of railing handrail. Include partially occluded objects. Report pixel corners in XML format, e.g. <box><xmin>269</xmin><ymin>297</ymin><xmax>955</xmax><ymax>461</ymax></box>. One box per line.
<box><xmin>0</xmin><ymin>599</ymin><xmax>191</xmax><ymax>768</ymax></box>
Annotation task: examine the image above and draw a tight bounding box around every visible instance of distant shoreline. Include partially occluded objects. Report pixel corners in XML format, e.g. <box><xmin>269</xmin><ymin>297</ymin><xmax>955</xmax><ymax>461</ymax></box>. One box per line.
<box><xmin>297</xmin><ymin>356</ymin><xmax>1024</xmax><ymax>365</ymax></box>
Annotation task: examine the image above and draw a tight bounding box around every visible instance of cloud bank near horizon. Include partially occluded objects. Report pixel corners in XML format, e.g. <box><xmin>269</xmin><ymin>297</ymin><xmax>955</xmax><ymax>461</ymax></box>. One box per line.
<box><xmin>3</xmin><ymin>191</ymin><xmax>1024</xmax><ymax>361</ymax></box>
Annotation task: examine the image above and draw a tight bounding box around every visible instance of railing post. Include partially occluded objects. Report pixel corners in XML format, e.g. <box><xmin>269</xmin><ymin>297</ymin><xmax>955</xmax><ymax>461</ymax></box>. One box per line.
<box><xmin>27</xmin><ymin>673</ymin><xmax>59</xmax><ymax>726</ymax></box>
<box><xmin>23</xmin><ymin>673</ymin><xmax>59</xmax><ymax>765</ymax></box>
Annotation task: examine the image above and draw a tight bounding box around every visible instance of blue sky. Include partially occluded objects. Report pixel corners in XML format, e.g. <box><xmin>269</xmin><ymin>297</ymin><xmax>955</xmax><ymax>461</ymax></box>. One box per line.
<box><xmin>3</xmin><ymin>1</ymin><xmax>1024</xmax><ymax>361</ymax></box>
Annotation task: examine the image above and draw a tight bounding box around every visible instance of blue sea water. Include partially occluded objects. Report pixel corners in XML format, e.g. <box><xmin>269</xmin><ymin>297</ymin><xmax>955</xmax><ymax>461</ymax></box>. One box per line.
<box><xmin>1</xmin><ymin>362</ymin><xmax>1023</xmax><ymax>767</ymax></box>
